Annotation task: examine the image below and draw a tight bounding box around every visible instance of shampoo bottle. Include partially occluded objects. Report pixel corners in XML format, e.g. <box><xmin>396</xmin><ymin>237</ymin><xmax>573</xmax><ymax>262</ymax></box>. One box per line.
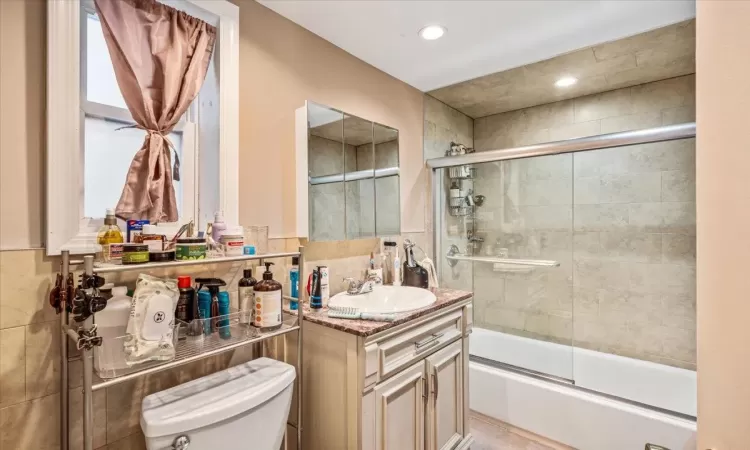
<box><xmin>253</xmin><ymin>262</ymin><xmax>282</xmax><ymax>331</ymax></box>
<box><xmin>238</xmin><ymin>268</ymin><xmax>256</xmax><ymax>325</ymax></box>
<box><xmin>289</xmin><ymin>257</ymin><xmax>300</xmax><ymax>310</ymax></box>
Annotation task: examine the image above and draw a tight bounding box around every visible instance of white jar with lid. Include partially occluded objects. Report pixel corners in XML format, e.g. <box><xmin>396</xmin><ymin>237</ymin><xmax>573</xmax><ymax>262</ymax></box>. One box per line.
<box><xmin>220</xmin><ymin>226</ymin><xmax>245</xmax><ymax>256</ymax></box>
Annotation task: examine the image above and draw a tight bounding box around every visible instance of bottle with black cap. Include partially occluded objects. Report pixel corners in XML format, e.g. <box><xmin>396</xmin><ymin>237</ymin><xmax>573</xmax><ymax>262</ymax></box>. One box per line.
<box><xmin>238</xmin><ymin>268</ymin><xmax>256</xmax><ymax>326</ymax></box>
<box><xmin>253</xmin><ymin>262</ymin><xmax>282</xmax><ymax>331</ymax></box>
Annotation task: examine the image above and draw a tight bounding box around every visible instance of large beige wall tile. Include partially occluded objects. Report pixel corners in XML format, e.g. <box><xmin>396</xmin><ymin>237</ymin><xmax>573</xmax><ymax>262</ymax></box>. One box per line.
<box><xmin>548</xmin><ymin>120</ymin><xmax>601</xmax><ymax>141</ymax></box>
<box><xmin>573</xmin><ymin>204</ymin><xmax>629</xmax><ymax>231</ymax></box>
<box><xmin>25</xmin><ymin>320</ymin><xmax>60</xmax><ymax>400</ymax></box>
<box><xmin>662</xmin><ymin>106</ymin><xmax>696</xmax><ymax>125</ymax></box>
<box><xmin>598</xmin><ymin>232</ymin><xmax>662</xmax><ymax>263</ymax></box>
<box><xmin>662</xmin><ymin>233</ymin><xmax>696</xmax><ymax>266</ymax></box>
<box><xmin>631</xmin><ymin>75</ymin><xmax>695</xmax><ymax>114</ymax></box>
<box><xmin>573</xmin><ymin>259</ymin><xmax>630</xmax><ymax>290</ymax></box>
<box><xmin>628</xmin><ymin>139</ymin><xmax>695</xmax><ymax>173</ymax></box>
<box><xmin>0</xmin><ymin>393</ymin><xmax>59</xmax><ymax>450</ymax></box>
<box><xmin>600</xmin><ymin>111</ymin><xmax>661</xmax><ymax>133</ymax></box>
<box><xmin>573</xmin><ymin>88</ymin><xmax>633</xmax><ymax>122</ymax></box>
<box><xmin>598</xmin><ymin>173</ymin><xmax>661</xmax><ymax>203</ymax></box>
<box><xmin>630</xmin><ymin>263</ymin><xmax>696</xmax><ymax>296</ymax></box>
<box><xmin>0</xmin><ymin>250</ymin><xmax>59</xmax><ymax>329</ymax></box>
<box><xmin>593</xmin><ymin>20</ymin><xmax>694</xmax><ymax>62</ymax></box>
<box><xmin>70</xmin><ymin>388</ymin><xmax>107</xmax><ymax>450</ymax></box>
<box><xmin>662</xmin><ymin>170</ymin><xmax>696</xmax><ymax>202</ymax></box>
<box><xmin>573</xmin><ymin>147</ymin><xmax>630</xmax><ymax>178</ymax></box>
<box><xmin>0</xmin><ymin>326</ymin><xmax>25</xmax><ymax>407</ymax></box>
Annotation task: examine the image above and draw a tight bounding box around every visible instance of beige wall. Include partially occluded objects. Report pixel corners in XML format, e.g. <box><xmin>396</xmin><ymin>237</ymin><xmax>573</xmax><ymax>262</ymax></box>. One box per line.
<box><xmin>237</xmin><ymin>0</ymin><xmax>425</xmax><ymax>238</ymax></box>
<box><xmin>696</xmin><ymin>2</ymin><xmax>750</xmax><ymax>448</ymax></box>
<box><xmin>0</xmin><ymin>0</ymin><xmax>46</xmax><ymax>250</ymax></box>
<box><xmin>466</xmin><ymin>75</ymin><xmax>696</xmax><ymax>369</ymax></box>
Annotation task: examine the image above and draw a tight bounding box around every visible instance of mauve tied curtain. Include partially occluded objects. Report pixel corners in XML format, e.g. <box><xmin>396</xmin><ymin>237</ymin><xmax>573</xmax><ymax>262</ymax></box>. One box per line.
<box><xmin>94</xmin><ymin>0</ymin><xmax>216</xmax><ymax>222</ymax></box>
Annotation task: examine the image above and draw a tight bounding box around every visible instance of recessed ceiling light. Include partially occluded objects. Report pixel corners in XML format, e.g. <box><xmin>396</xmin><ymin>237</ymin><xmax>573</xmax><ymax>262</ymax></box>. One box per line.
<box><xmin>419</xmin><ymin>25</ymin><xmax>446</xmax><ymax>41</ymax></box>
<box><xmin>555</xmin><ymin>77</ymin><xmax>578</xmax><ymax>88</ymax></box>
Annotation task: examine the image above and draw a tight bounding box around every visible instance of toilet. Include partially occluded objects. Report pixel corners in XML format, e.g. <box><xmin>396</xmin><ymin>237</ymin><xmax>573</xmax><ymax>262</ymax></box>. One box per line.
<box><xmin>141</xmin><ymin>357</ymin><xmax>296</xmax><ymax>450</ymax></box>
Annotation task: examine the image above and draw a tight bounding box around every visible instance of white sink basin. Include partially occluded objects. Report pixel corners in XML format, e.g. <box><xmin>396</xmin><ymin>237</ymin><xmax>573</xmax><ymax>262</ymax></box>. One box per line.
<box><xmin>329</xmin><ymin>285</ymin><xmax>437</xmax><ymax>314</ymax></box>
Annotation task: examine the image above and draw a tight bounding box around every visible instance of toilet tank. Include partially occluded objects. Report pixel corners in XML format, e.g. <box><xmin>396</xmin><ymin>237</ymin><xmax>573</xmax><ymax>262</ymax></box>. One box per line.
<box><xmin>141</xmin><ymin>357</ymin><xmax>296</xmax><ymax>450</ymax></box>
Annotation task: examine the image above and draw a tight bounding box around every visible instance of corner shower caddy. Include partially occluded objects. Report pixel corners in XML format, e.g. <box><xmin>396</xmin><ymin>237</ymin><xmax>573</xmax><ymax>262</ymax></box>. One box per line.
<box><xmin>56</xmin><ymin>248</ymin><xmax>306</xmax><ymax>450</ymax></box>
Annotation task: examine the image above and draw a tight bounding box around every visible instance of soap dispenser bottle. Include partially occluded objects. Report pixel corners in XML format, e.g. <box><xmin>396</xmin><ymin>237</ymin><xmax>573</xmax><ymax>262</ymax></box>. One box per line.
<box><xmin>253</xmin><ymin>262</ymin><xmax>282</xmax><ymax>331</ymax></box>
<box><xmin>402</xmin><ymin>240</ymin><xmax>429</xmax><ymax>289</ymax></box>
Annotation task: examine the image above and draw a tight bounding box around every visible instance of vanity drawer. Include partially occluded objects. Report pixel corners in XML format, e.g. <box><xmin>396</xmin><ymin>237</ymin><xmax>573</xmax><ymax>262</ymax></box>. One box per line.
<box><xmin>377</xmin><ymin>310</ymin><xmax>462</xmax><ymax>380</ymax></box>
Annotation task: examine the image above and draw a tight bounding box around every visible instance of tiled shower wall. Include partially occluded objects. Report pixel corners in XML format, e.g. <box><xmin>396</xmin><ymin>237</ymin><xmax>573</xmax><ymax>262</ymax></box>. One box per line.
<box><xmin>423</xmin><ymin>96</ymin><xmax>475</xmax><ymax>291</ymax></box>
<box><xmin>471</xmin><ymin>75</ymin><xmax>696</xmax><ymax>370</ymax></box>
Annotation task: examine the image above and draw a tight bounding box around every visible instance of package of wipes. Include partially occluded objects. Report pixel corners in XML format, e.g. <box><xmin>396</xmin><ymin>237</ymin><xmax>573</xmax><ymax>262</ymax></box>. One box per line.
<box><xmin>124</xmin><ymin>274</ymin><xmax>179</xmax><ymax>366</ymax></box>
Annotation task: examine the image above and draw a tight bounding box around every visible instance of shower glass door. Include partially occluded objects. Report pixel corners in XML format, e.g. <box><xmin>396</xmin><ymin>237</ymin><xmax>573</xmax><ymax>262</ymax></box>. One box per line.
<box><xmin>434</xmin><ymin>131</ymin><xmax>696</xmax><ymax>416</ymax></box>
<box><xmin>438</xmin><ymin>153</ymin><xmax>576</xmax><ymax>381</ymax></box>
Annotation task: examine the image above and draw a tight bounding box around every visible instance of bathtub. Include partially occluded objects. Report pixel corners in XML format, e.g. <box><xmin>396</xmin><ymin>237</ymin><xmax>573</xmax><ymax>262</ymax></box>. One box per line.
<box><xmin>469</xmin><ymin>328</ymin><xmax>697</xmax><ymax>450</ymax></box>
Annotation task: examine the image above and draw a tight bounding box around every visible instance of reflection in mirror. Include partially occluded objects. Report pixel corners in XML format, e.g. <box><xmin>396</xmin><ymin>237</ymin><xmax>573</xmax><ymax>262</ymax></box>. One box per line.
<box><xmin>304</xmin><ymin>102</ymin><xmax>401</xmax><ymax>241</ymax></box>
<box><xmin>344</xmin><ymin>114</ymin><xmax>375</xmax><ymax>239</ymax></box>
<box><xmin>374</xmin><ymin>123</ymin><xmax>400</xmax><ymax>236</ymax></box>
<box><xmin>308</xmin><ymin>103</ymin><xmax>345</xmax><ymax>241</ymax></box>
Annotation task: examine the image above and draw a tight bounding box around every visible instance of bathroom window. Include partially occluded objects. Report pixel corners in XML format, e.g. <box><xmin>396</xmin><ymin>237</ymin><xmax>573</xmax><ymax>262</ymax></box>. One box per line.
<box><xmin>81</xmin><ymin>8</ymin><xmax>192</xmax><ymax>220</ymax></box>
<box><xmin>46</xmin><ymin>0</ymin><xmax>239</xmax><ymax>255</ymax></box>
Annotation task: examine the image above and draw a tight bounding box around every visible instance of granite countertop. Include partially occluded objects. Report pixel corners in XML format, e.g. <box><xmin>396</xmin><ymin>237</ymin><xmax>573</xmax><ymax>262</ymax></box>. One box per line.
<box><xmin>283</xmin><ymin>287</ymin><xmax>472</xmax><ymax>337</ymax></box>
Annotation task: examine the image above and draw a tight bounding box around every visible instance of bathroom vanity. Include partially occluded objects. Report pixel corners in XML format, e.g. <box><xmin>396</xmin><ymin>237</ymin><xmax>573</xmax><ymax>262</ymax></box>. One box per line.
<box><xmin>300</xmin><ymin>288</ymin><xmax>473</xmax><ymax>450</ymax></box>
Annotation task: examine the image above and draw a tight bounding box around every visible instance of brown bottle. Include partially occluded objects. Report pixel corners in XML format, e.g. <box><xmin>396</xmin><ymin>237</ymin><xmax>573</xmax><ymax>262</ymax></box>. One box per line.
<box><xmin>253</xmin><ymin>262</ymin><xmax>282</xmax><ymax>331</ymax></box>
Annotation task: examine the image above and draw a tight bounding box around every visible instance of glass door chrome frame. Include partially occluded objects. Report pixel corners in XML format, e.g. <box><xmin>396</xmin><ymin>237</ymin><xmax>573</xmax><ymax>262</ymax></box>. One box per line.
<box><xmin>427</xmin><ymin>122</ymin><xmax>696</xmax><ymax>276</ymax></box>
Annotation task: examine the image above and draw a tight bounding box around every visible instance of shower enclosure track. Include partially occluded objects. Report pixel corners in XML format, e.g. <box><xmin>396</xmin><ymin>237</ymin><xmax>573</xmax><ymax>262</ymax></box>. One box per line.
<box><xmin>57</xmin><ymin>248</ymin><xmax>307</xmax><ymax>450</ymax></box>
<box><xmin>428</xmin><ymin>122</ymin><xmax>696</xmax><ymax>277</ymax></box>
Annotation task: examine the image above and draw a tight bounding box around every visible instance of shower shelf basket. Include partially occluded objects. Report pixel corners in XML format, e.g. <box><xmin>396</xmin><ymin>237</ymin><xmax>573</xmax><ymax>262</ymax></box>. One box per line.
<box><xmin>448</xmin><ymin>165</ymin><xmax>476</xmax><ymax>180</ymax></box>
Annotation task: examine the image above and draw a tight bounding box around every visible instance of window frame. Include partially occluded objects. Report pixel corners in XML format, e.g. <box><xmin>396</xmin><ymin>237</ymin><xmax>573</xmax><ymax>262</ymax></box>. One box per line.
<box><xmin>47</xmin><ymin>0</ymin><xmax>239</xmax><ymax>256</ymax></box>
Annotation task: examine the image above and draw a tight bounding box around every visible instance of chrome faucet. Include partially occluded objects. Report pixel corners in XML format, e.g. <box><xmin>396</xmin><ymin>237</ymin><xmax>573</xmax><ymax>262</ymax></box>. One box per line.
<box><xmin>343</xmin><ymin>273</ymin><xmax>382</xmax><ymax>295</ymax></box>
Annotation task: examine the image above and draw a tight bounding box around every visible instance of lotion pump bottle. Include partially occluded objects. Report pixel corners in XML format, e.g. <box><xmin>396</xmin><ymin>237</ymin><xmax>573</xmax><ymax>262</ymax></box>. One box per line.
<box><xmin>393</xmin><ymin>247</ymin><xmax>402</xmax><ymax>286</ymax></box>
<box><xmin>253</xmin><ymin>262</ymin><xmax>282</xmax><ymax>331</ymax></box>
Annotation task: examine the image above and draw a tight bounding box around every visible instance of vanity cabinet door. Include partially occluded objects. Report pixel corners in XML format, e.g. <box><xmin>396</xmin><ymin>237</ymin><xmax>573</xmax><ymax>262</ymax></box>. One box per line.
<box><xmin>426</xmin><ymin>340</ymin><xmax>464</xmax><ymax>450</ymax></box>
<box><xmin>374</xmin><ymin>360</ymin><xmax>426</xmax><ymax>450</ymax></box>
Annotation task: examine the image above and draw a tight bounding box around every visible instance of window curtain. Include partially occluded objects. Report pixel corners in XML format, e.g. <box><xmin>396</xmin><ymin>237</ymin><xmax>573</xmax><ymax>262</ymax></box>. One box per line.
<box><xmin>94</xmin><ymin>0</ymin><xmax>216</xmax><ymax>222</ymax></box>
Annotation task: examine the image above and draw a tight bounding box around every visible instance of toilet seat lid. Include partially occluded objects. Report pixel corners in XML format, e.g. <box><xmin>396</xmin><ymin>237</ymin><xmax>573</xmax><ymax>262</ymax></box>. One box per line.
<box><xmin>140</xmin><ymin>357</ymin><xmax>296</xmax><ymax>438</ymax></box>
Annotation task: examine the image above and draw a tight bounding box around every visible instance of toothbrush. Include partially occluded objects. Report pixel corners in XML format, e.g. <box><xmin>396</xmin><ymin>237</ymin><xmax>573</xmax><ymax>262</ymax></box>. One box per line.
<box><xmin>327</xmin><ymin>306</ymin><xmax>396</xmax><ymax>322</ymax></box>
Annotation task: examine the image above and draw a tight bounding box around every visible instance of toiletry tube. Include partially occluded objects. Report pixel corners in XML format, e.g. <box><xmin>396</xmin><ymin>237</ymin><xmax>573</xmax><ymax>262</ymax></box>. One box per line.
<box><xmin>197</xmin><ymin>291</ymin><xmax>212</xmax><ymax>335</ymax></box>
<box><xmin>319</xmin><ymin>266</ymin><xmax>330</xmax><ymax>307</ymax></box>
<box><xmin>217</xmin><ymin>292</ymin><xmax>231</xmax><ymax>339</ymax></box>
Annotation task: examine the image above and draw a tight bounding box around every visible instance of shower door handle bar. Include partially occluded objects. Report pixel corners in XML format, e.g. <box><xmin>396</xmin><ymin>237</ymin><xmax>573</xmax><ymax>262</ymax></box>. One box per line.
<box><xmin>426</xmin><ymin>122</ymin><xmax>695</xmax><ymax>169</ymax></box>
<box><xmin>446</xmin><ymin>254</ymin><xmax>560</xmax><ymax>267</ymax></box>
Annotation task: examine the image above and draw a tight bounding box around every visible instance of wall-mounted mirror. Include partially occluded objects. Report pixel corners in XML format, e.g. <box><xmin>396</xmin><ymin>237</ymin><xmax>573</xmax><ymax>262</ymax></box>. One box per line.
<box><xmin>297</xmin><ymin>102</ymin><xmax>400</xmax><ymax>241</ymax></box>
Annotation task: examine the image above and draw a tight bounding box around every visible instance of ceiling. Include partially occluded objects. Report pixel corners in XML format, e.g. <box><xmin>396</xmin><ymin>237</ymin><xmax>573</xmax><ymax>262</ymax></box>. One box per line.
<box><xmin>259</xmin><ymin>0</ymin><xmax>695</xmax><ymax>92</ymax></box>
<box><xmin>430</xmin><ymin>20</ymin><xmax>695</xmax><ymax>118</ymax></box>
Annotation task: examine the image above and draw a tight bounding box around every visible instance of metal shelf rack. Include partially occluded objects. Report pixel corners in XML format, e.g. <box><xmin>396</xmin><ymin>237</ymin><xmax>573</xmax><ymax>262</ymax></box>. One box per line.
<box><xmin>58</xmin><ymin>247</ymin><xmax>306</xmax><ymax>450</ymax></box>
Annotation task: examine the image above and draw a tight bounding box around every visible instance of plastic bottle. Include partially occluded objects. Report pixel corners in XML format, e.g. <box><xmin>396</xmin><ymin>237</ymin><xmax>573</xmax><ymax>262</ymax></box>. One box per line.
<box><xmin>253</xmin><ymin>262</ymin><xmax>282</xmax><ymax>331</ymax></box>
<box><xmin>176</xmin><ymin>276</ymin><xmax>194</xmax><ymax>323</ymax></box>
<box><xmin>211</xmin><ymin>211</ymin><xmax>227</xmax><ymax>243</ymax></box>
<box><xmin>97</xmin><ymin>208</ymin><xmax>124</xmax><ymax>262</ymax></box>
<box><xmin>238</xmin><ymin>268</ymin><xmax>256</xmax><ymax>325</ymax></box>
<box><xmin>289</xmin><ymin>257</ymin><xmax>300</xmax><ymax>310</ymax></box>
<box><xmin>197</xmin><ymin>291</ymin><xmax>212</xmax><ymax>335</ymax></box>
<box><xmin>393</xmin><ymin>247</ymin><xmax>402</xmax><ymax>286</ymax></box>
<box><xmin>217</xmin><ymin>291</ymin><xmax>231</xmax><ymax>339</ymax></box>
<box><xmin>94</xmin><ymin>286</ymin><xmax>131</xmax><ymax>375</ymax></box>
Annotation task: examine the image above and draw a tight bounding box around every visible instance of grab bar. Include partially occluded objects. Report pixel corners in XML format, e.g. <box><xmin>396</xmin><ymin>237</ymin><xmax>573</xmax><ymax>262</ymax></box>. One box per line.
<box><xmin>446</xmin><ymin>253</ymin><xmax>560</xmax><ymax>268</ymax></box>
<box><xmin>446</xmin><ymin>243</ymin><xmax>559</xmax><ymax>268</ymax></box>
